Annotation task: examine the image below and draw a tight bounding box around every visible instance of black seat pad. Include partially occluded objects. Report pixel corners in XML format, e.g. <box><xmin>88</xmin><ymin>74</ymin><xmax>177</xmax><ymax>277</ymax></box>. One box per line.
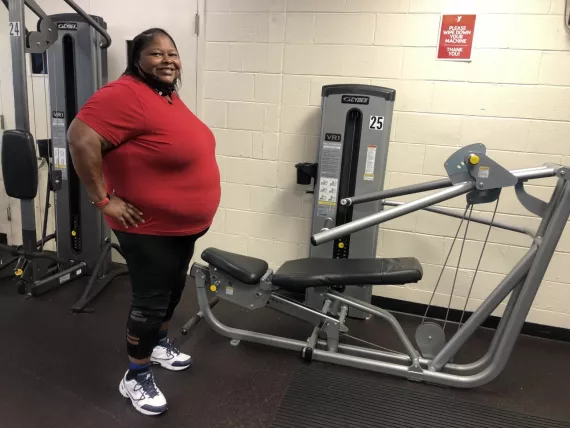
<box><xmin>272</xmin><ymin>257</ymin><xmax>423</xmax><ymax>293</ymax></box>
<box><xmin>201</xmin><ymin>248</ymin><xmax>269</xmax><ymax>285</ymax></box>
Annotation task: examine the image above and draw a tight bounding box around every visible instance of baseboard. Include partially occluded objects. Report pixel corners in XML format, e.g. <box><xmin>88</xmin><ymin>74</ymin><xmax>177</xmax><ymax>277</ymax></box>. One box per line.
<box><xmin>371</xmin><ymin>295</ymin><xmax>570</xmax><ymax>343</ymax></box>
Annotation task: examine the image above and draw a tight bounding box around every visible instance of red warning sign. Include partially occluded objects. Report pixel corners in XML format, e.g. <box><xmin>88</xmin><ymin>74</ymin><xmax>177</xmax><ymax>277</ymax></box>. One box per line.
<box><xmin>437</xmin><ymin>14</ymin><xmax>476</xmax><ymax>61</ymax></box>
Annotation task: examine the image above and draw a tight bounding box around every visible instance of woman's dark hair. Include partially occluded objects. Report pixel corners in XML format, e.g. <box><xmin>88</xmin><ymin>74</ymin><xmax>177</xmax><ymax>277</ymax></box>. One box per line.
<box><xmin>124</xmin><ymin>28</ymin><xmax>181</xmax><ymax>90</ymax></box>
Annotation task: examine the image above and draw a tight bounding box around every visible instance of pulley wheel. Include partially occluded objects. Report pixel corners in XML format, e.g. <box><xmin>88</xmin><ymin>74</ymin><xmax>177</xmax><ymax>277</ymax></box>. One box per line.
<box><xmin>415</xmin><ymin>322</ymin><xmax>446</xmax><ymax>359</ymax></box>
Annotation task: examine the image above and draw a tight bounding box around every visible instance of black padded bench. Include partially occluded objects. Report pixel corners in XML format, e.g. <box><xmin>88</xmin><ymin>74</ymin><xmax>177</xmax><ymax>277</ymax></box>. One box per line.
<box><xmin>201</xmin><ymin>248</ymin><xmax>423</xmax><ymax>293</ymax></box>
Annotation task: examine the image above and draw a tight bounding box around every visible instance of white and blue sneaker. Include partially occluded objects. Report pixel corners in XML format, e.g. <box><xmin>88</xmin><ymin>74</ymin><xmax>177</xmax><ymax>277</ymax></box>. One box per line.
<box><xmin>119</xmin><ymin>369</ymin><xmax>168</xmax><ymax>416</ymax></box>
<box><xmin>151</xmin><ymin>337</ymin><xmax>192</xmax><ymax>371</ymax></box>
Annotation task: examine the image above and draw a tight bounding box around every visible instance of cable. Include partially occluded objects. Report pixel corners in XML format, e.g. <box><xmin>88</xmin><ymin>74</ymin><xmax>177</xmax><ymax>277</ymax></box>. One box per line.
<box><xmin>443</xmin><ymin>205</ymin><xmax>473</xmax><ymax>331</ymax></box>
<box><xmin>38</xmin><ymin>58</ymin><xmax>53</xmax><ymax>251</ymax></box>
<box><xmin>421</xmin><ymin>204</ymin><xmax>471</xmax><ymax>324</ymax></box>
<box><xmin>30</xmin><ymin>66</ymin><xmax>39</xmax><ymax>143</ymax></box>
<box><xmin>30</xmin><ymin>54</ymin><xmax>50</xmax><ymax>253</ymax></box>
<box><xmin>457</xmin><ymin>198</ymin><xmax>501</xmax><ymax>331</ymax></box>
<box><xmin>340</xmin><ymin>332</ymin><xmax>408</xmax><ymax>357</ymax></box>
<box><xmin>30</xmin><ymin>64</ymin><xmax>48</xmax><ymax>254</ymax></box>
<box><xmin>39</xmin><ymin>173</ymin><xmax>51</xmax><ymax>251</ymax></box>
<box><xmin>41</xmin><ymin>54</ymin><xmax>53</xmax><ymax>251</ymax></box>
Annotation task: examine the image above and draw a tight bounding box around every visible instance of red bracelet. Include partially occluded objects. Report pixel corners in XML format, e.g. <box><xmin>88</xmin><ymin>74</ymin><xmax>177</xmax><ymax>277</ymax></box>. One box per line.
<box><xmin>93</xmin><ymin>195</ymin><xmax>110</xmax><ymax>208</ymax></box>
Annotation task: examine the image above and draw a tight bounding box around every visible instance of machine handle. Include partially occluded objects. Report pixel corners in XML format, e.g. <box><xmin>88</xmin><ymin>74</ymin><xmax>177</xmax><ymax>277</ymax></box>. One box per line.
<box><xmin>341</xmin><ymin>178</ymin><xmax>453</xmax><ymax>207</ymax></box>
<box><xmin>62</xmin><ymin>0</ymin><xmax>112</xmax><ymax>48</ymax></box>
<box><xmin>312</xmin><ymin>163</ymin><xmax>561</xmax><ymax>246</ymax></box>
<box><xmin>311</xmin><ymin>182</ymin><xmax>475</xmax><ymax>246</ymax></box>
<box><xmin>341</xmin><ymin>165</ymin><xmax>559</xmax><ymax>208</ymax></box>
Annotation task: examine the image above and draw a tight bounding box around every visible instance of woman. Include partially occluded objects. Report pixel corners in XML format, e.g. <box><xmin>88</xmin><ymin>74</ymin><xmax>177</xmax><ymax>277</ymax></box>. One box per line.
<box><xmin>67</xmin><ymin>28</ymin><xmax>221</xmax><ymax>416</ymax></box>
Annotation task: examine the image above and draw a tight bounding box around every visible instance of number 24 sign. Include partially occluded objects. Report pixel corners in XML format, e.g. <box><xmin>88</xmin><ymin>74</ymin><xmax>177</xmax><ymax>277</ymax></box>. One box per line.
<box><xmin>9</xmin><ymin>22</ymin><xmax>21</xmax><ymax>37</ymax></box>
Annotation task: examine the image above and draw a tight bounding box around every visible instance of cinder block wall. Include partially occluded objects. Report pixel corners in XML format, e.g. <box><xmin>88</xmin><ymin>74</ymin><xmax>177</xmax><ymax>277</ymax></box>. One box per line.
<box><xmin>196</xmin><ymin>0</ymin><xmax>570</xmax><ymax>328</ymax></box>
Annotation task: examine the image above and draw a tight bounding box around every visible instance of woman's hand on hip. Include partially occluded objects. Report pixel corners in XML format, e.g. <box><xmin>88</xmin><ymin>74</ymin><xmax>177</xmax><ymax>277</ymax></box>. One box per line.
<box><xmin>100</xmin><ymin>194</ymin><xmax>145</xmax><ymax>228</ymax></box>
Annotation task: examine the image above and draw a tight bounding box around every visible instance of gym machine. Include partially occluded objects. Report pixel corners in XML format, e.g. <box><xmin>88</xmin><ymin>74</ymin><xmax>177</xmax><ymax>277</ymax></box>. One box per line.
<box><xmin>295</xmin><ymin>84</ymin><xmax>395</xmax><ymax>319</ymax></box>
<box><xmin>1</xmin><ymin>0</ymin><xmax>127</xmax><ymax>312</ymax></box>
<box><xmin>183</xmin><ymin>143</ymin><xmax>569</xmax><ymax>389</ymax></box>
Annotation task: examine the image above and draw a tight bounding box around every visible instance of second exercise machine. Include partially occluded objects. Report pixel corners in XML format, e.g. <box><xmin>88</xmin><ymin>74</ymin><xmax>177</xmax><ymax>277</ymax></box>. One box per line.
<box><xmin>1</xmin><ymin>1</ymin><xmax>126</xmax><ymax>312</ymax></box>
<box><xmin>296</xmin><ymin>84</ymin><xmax>396</xmax><ymax>318</ymax></box>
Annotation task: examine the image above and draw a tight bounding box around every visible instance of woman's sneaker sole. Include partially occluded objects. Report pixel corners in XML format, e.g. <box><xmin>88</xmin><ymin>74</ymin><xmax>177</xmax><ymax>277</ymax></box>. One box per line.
<box><xmin>150</xmin><ymin>356</ymin><xmax>192</xmax><ymax>371</ymax></box>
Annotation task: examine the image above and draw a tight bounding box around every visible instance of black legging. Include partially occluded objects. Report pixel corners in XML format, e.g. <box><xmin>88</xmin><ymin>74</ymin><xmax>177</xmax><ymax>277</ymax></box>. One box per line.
<box><xmin>114</xmin><ymin>228</ymin><xmax>208</xmax><ymax>360</ymax></box>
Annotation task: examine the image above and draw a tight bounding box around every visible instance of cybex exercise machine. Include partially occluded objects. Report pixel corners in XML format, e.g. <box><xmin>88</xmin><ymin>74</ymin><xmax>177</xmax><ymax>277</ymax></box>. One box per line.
<box><xmin>1</xmin><ymin>0</ymin><xmax>127</xmax><ymax>312</ymax></box>
<box><xmin>295</xmin><ymin>84</ymin><xmax>395</xmax><ymax>319</ymax></box>
<box><xmin>184</xmin><ymin>143</ymin><xmax>569</xmax><ymax>389</ymax></box>
<box><xmin>181</xmin><ymin>85</ymin><xmax>396</xmax><ymax>333</ymax></box>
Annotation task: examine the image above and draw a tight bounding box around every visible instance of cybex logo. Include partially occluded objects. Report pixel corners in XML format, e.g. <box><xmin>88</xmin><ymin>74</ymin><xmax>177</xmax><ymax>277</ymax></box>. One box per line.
<box><xmin>52</xmin><ymin>111</ymin><xmax>65</xmax><ymax>119</ymax></box>
<box><xmin>57</xmin><ymin>23</ymin><xmax>78</xmax><ymax>30</ymax></box>
<box><xmin>341</xmin><ymin>95</ymin><xmax>370</xmax><ymax>105</ymax></box>
<box><xmin>325</xmin><ymin>133</ymin><xmax>342</xmax><ymax>142</ymax></box>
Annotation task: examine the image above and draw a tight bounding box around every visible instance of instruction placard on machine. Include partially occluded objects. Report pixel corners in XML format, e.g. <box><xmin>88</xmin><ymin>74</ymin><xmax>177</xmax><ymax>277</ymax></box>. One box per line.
<box><xmin>317</xmin><ymin>142</ymin><xmax>342</xmax><ymax>217</ymax></box>
<box><xmin>364</xmin><ymin>145</ymin><xmax>377</xmax><ymax>181</ymax></box>
<box><xmin>52</xmin><ymin>111</ymin><xmax>67</xmax><ymax>174</ymax></box>
<box><xmin>54</xmin><ymin>147</ymin><xmax>67</xmax><ymax>170</ymax></box>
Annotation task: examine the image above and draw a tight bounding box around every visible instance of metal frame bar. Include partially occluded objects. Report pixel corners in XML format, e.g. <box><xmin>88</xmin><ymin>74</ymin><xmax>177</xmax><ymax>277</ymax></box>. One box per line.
<box><xmin>342</xmin><ymin>178</ymin><xmax>453</xmax><ymax>206</ymax></box>
<box><xmin>325</xmin><ymin>291</ymin><xmax>420</xmax><ymax>363</ymax></box>
<box><xmin>312</xmin><ymin>181</ymin><xmax>475</xmax><ymax>246</ymax></box>
<box><xmin>24</xmin><ymin>0</ymin><xmax>46</xmax><ymax>19</ymax></box>
<box><xmin>29</xmin><ymin>261</ymin><xmax>86</xmax><ymax>296</ymax></box>
<box><xmin>537</xmin><ymin>178</ymin><xmax>566</xmax><ymax>237</ymax></box>
<box><xmin>267</xmin><ymin>293</ymin><xmax>341</xmax><ymax>327</ymax></box>
<box><xmin>188</xmin><ymin>164</ymin><xmax>570</xmax><ymax>389</ymax></box>
<box><xmin>193</xmin><ymin>267</ymin><xmax>308</xmax><ymax>353</ymax></box>
<box><xmin>444</xmin><ymin>283</ymin><xmax>523</xmax><ymax>375</ymax></box>
<box><xmin>9</xmin><ymin>0</ymin><xmax>39</xmax><ymax>282</ymax></box>
<box><xmin>429</xmin><ymin>245</ymin><xmax>536</xmax><ymax>370</ymax></box>
<box><xmin>62</xmin><ymin>0</ymin><xmax>112</xmax><ymax>48</ymax></box>
<box><xmin>312</xmin><ymin>166</ymin><xmax>560</xmax><ymax>246</ymax></box>
<box><xmin>340</xmin><ymin>165</ymin><xmax>560</xmax><ymax>208</ymax></box>
<box><xmin>383</xmin><ymin>200</ymin><xmax>535</xmax><ymax>238</ymax></box>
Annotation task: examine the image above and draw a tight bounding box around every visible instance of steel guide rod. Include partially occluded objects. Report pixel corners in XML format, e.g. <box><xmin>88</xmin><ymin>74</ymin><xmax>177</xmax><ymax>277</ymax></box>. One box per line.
<box><xmin>382</xmin><ymin>200</ymin><xmax>535</xmax><ymax>238</ymax></box>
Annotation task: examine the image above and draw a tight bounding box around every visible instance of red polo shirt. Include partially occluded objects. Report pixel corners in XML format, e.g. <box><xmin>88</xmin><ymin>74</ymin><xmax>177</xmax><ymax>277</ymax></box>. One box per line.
<box><xmin>76</xmin><ymin>75</ymin><xmax>221</xmax><ymax>236</ymax></box>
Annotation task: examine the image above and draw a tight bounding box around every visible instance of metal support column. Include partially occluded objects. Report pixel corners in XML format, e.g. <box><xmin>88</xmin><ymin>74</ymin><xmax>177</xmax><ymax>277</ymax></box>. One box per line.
<box><xmin>8</xmin><ymin>0</ymin><xmax>40</xmax><ymax>281</ymax></box>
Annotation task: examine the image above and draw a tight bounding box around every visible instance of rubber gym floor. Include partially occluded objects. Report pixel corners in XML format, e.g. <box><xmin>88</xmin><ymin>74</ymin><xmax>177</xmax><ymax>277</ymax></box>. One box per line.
<box><xmin>1</xmin><ymin>264</ymin><xmax>570</xmax><ymax>428</ymax></box>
